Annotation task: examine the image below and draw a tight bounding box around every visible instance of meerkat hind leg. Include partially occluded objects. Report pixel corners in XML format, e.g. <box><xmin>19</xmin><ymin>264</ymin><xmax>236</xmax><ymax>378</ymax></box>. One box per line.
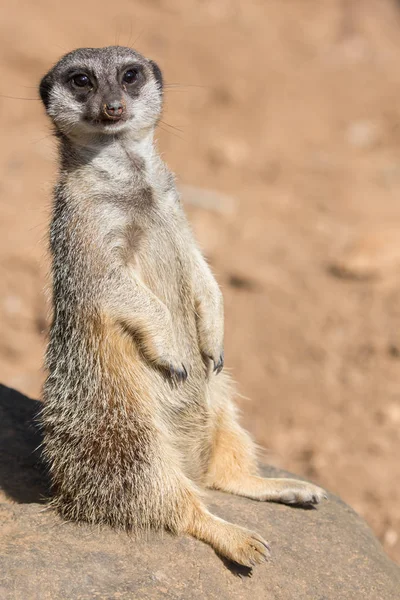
<box><xmin>184</xmin><ymin>503</ymin><xmax>270</xmax><ymax>567</ymax></box>
<box><xmin>205</xmin><ymin>400</ymin><xmax>326</xmax><ymax>506</ymax></box>
<box><xmin>144</xmin><ymin>432</ymin><xmax>270</xmax><ymax>566</ymax></box>
<box><xmin>162</xmin><ymin>465</ymin><xmax>270</xmax><ymax>566</ymax></box>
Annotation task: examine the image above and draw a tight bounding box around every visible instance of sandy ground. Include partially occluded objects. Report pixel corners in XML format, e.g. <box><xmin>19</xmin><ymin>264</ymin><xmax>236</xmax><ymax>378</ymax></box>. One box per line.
<box><xmin>1</xmin><ymin>0</ymin><xmax>400</xmax><ymax>563</ymax></box>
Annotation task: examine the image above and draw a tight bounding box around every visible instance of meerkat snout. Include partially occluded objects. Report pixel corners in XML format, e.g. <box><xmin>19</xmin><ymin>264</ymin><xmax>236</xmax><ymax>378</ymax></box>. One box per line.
<box><xmin>103</xmin><ymin>99</ymin><xmax>125</xmax><ymax>120</ymax></box>
<box><xmin>39</xmin><ymin>46</ymin><xmax>163</xmax><ymax>138</ymax></box>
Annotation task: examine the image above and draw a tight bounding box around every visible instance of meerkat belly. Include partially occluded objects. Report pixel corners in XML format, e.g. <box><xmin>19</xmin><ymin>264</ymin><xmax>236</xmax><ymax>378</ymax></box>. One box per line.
<box><xmin>136</xmin><ymin>225</ymin><xmax>201</xmax><ymax>367</ymax></box>
<box><xmin>133</xmin><ymin>224</ymin><xmax>213</xmax><ymax>478</ymax></box>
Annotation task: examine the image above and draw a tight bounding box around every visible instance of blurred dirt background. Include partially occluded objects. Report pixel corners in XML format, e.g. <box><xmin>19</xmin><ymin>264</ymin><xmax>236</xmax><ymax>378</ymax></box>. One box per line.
<box><xmin>1</xmin><ymin>0</ymin><xmax>400</xmax><ymax>563</ymax></box>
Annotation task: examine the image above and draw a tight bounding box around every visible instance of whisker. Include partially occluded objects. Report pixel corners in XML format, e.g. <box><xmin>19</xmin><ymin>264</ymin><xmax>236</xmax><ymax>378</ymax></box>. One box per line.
<box><xmin>157</xmin><ymin>123</ymin><xmax>185</xmax><ymax>141</ymax></box>
<box><xmin>51</xmin><ymin>44</ymin><xmax>69</xmax><ymax>53</ymax></box>
<box><xmin>164</xmin><ymin>83</ymin><xmax>208</xmax><ymax>89</ymax></box>
<box><xmin>30</xmin><ymin>133</ymin><xmax>55</xmax><ymax>146</ymax></box>
<box><xmin>159</xmin><ymin>120</ymin><xmax>185</xmax><ymax>134</ymax></box>
<box><xmin>126</xmin><ymin>19</ymin><xmax>133</xmax><ymax>48</ymax></box>
<box><xmin>0</xmin><ymin>94</ymin><xmax>39</xmax><ymax>101</ymax></box>
<box><xmin>131</xmin><ymin>29</ymin><xmax>145</xmax><ymax>48</ymax></box>
<box><xmin>164</xmin><ymin>88</ymin><xmax>196</xmax><ymax>94</ymax></box>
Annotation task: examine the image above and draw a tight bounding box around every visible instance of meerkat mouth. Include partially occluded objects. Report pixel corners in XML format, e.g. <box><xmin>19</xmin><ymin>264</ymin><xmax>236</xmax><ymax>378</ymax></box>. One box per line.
<box><xmin>99</xmin><ymin>119</ymin><xmax>124</xmax><ymax>126</ymax></box>
<box><xmin>84</xmin><ymin>116</ymin><xmax>130</xmax><ymax>131</ymax></box>
<box><xmin>95</xmin><ymin>117</ymin><xmax>125</xmax><ymax>125</ymax></box>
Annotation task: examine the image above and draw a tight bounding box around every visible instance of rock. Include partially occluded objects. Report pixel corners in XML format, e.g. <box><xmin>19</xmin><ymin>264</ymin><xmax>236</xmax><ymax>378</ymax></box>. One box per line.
<box><xmin>0</xmin><ymin>384</ymin><xmax>399</xmax><ymax>600</ymax></box>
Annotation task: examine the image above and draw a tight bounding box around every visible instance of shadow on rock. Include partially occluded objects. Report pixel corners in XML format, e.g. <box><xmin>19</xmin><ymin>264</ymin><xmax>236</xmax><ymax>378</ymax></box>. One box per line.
<box><xmin>0</xmin><ymin>384</ymin><xmax>49</xmax><ymax>504</ymax></box>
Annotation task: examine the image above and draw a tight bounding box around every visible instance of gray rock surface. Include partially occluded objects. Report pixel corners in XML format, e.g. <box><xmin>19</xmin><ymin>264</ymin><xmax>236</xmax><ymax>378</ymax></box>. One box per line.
<box><xmin>0</xmin><ymin>384</ymin><xmax>399</xmax><ymax>600</ymax></box>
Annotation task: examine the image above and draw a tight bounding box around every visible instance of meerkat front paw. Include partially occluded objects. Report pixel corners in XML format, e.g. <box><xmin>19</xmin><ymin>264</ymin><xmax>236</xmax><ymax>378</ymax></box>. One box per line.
<box><xmin>156</xmin><ymin>356</ymin><xmax>188</xmax><ymax>383</ymax></box>
<box><xmin>196</xmin><ymin>291</ymin><xmax>224</xmax><ymax>375</ymax></box>
<box><xmin>205</xmin><ymin>349</ymin><xmax>224</xmax><ymax>374</ymax></box>
<box><xmin>197</xmin><ymin>322</ymin><xmax>224</xmax><ymax>375</ymax></box>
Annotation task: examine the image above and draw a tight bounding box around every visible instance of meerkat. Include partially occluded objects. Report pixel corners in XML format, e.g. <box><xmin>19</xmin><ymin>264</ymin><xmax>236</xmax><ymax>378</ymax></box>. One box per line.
<box><xmin>38</xmin><ymin>46</ymin><xmax>326</xmax><ymax>568</ymax></box>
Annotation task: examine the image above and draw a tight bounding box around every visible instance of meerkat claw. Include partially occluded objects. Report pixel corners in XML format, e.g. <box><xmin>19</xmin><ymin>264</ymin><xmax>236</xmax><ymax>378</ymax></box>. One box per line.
<box><xmin>167</xmin><ymin>363</ymin><xmax>188</xmax><ymax>383</ymax></box>
<box><xmin>211</xmin><ymin>352</ymin><xmax>224</xmax><ymax>374</ymax></box>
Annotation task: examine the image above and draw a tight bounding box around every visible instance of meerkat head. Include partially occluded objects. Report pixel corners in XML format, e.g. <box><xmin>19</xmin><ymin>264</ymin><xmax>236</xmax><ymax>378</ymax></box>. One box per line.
<box><xmin>39</xmin><ymin>46</ymin><xmax>163</xmax><ymax>139</ymax></box>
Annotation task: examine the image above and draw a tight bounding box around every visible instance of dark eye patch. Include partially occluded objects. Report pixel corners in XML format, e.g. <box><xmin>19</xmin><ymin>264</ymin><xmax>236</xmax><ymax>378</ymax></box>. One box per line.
<box><xmin>72</xmin><ymin>73</ymin><xmax>91</xmax><ymax>88</ymax></box>
<box><xmin>63</xmin><ymin>68</ymin><xmax>96</xmax><ymax>94</ymax></box>
<box><xmin>119</xmin><ymin>64</ymin><xmax>145</xmax><ymax>91</ymax></box>
<box><xmin>122</xmin><ymin>68</ymin><xmax>139</xmax><ymax>85</ymax></box>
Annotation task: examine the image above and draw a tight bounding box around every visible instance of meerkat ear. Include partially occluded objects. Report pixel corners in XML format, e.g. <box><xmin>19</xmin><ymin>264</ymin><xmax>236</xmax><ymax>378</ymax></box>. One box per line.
<box><xmin>149</xmin><ymin>60</ymin><xmax>163</xmax><ymax>93</ymax></box>
<box><xmin>39</xmin><ymin>72</ymin><xmax>53</xmax><ymax>109</ymax></box>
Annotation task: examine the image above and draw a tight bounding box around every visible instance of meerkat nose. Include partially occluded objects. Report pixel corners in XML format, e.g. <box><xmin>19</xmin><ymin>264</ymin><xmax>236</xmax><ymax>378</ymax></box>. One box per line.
<box><xmin>103</xmin><ymin>100</ymin><xmax>125</xmax><ymax>119</ymax></box>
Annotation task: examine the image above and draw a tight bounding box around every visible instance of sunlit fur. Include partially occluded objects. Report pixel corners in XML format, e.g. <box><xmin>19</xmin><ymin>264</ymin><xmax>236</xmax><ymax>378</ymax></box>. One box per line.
<box><xmin>39</xmin><ymin>46</ymin><xmax>326</xmax><ymax>568</ymax></box>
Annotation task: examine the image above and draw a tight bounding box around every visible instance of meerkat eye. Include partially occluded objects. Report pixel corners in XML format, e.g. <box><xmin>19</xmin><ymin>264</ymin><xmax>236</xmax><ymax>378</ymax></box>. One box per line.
<box><xmin>71</xmin><ymin>74</ymin><xmax>91</xmax><ymax>88</ymax></box>
<box><xmin>122</xmin><ymin>69</ymin><xmax>139</xmax><ymax>85</ymax></box>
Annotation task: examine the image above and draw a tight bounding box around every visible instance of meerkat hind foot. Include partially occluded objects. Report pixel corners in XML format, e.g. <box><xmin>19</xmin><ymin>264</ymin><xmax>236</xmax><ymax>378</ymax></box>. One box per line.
<box><xmin>255</xmin><ymin>477</ymin><xmax>327</xmax><ymax>506</ymax></box>
<box><xmin>216</xmin><ymin>523</ymin><xmax>271</xmax><ymax>567</ymax></box>
<box><xmin>212</xmin><ymin>476</ymin><xmax>327</xmax><ymax>506</ymax></box>
<box><xmin>187</xmin><ymin>510</ymin><xmax>270</xmax><ymax>567</ymax></box>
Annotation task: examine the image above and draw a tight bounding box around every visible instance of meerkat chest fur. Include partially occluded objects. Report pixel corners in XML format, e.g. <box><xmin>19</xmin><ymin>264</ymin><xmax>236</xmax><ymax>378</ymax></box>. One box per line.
<box><xmin>93</xmin><ymin>137</ymin><xmax>189</xmax><ymax>281</ymax></box>
<box><xmin>62</xmin><ymin>133</ymin><xmax>198</xmax><ymax>350</ymax></box>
